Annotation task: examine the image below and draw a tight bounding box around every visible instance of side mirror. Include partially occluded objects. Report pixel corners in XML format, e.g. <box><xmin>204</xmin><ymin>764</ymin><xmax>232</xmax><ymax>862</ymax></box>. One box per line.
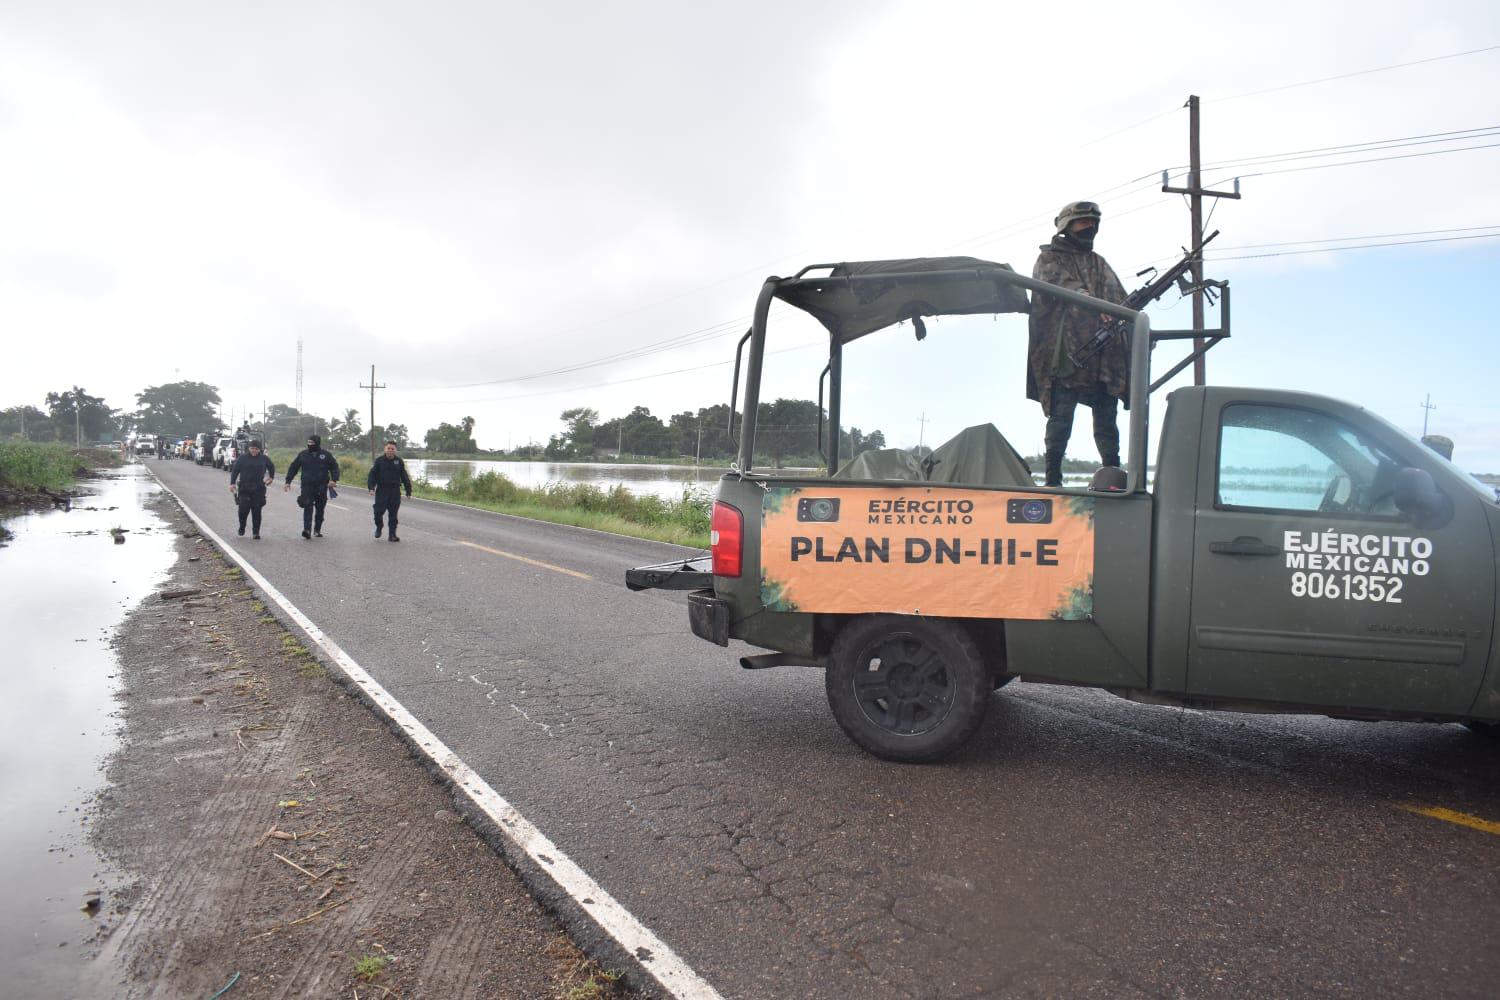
<box><xmin>1393</xmin><ymin>467</ymin><xmax>1453</xmax><ymax>529</ymax></box>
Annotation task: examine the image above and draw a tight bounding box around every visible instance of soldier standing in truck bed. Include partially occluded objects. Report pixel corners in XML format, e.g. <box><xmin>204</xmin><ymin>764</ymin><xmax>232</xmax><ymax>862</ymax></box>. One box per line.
<box><xmin>1027</xmin><ymin>200</ymin><xmax>1128</xmax><ymax>487</ymax></box>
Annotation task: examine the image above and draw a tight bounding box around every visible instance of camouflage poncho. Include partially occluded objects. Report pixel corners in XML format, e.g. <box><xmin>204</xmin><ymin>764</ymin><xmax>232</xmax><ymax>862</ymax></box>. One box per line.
<box><xmin>1026</xmin><ymin>235</ymin><xmax>1129</xmax><ymax>416</ymax></box>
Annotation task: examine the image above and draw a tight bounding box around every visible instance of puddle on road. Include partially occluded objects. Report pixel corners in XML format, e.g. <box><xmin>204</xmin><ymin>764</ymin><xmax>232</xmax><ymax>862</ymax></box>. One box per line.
<box><xmin>0</xmin><ymin>465</ymin><xmax>176</xmax><ymax>996</ymax></box>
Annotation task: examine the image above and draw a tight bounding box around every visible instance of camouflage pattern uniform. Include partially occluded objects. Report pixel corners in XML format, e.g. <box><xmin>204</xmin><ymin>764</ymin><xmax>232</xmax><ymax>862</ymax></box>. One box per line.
<box><xmin>1028</xmin><ymin>215</ymin><xmax>1128</xmax><ymax>485</ymax></box>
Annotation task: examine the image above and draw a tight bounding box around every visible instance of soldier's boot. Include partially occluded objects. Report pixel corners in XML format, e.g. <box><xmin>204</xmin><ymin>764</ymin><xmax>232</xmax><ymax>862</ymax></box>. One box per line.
<box><xmin>1043</xmin><ymin>454</ymin><xmax>1064</xmax><ymax>488</ymax></box>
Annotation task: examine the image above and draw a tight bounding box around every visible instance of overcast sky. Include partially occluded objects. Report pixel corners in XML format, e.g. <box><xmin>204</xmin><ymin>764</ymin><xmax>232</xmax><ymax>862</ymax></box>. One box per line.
<box><xmin>3</xmin><ymin>1</ymin><xmax>1498</xmax><ymax>470</ymax></box>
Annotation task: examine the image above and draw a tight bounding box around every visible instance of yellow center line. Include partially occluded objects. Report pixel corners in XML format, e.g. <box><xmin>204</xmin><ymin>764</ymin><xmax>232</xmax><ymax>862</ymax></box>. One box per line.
<box><xmin>458</xmin><ymin>540</ymin><xmax>593</xmax><ymax>581</ymax></box>
<box><xmin>1399</xmin><ymin>804</ymin><xmax>1500</xmax><ymax>837</ymax></box>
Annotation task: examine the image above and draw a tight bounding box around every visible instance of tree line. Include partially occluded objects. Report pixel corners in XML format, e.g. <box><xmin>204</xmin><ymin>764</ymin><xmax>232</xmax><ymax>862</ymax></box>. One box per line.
<box><xmin>0</xmin><ymin>381</ymin><xmax>885</xmax><ymax>465</ymax></box>
<box><xmin>0</xmin><ymin>381</ymin><xmax>461</xmax><ymax>454</ymax></box>
<box><xmin>537</xmin><ymin>400</ymin><xmax>885</xmax><ymax>466</ymax></box>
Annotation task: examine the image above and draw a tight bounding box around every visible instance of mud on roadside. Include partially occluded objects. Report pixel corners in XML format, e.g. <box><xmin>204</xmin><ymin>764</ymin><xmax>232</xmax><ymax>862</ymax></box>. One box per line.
<box><xmin>89</xmin><ymin>492</ymin><xmax>635</xmax><ymax>999</ymax></box>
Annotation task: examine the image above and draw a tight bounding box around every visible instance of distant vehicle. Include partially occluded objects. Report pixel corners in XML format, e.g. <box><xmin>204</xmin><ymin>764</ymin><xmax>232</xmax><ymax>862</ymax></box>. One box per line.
<box><xmin>194</xmin><ymin>433</ymin><xmax>215</xmax><ymax>466</ymax></box>
<box><xmin>213</xmin><ymin>436</ymin><xmax>238</xmax><ymax>469</ymax></box>
<box><xmin>134</xmin><ymin>437</ymin><xmax>156</xmax><ymax>455</ymax></box>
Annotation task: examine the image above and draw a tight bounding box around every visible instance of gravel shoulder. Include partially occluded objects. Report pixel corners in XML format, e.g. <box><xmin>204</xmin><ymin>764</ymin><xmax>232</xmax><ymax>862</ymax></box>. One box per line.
<box><xmin>87</xmin><ymin>491</ymin><xmax>634</xmax><ymax>999</ymax></box>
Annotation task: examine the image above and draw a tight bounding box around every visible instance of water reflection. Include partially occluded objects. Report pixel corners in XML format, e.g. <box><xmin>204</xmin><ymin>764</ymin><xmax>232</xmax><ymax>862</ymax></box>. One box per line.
<box><xmin>0</xmin><ymin>467</ymin><xmax>175</xmax><ymax>994</ymax></box>
<box><xmin>408</xmin><ymin>459</ymin><xmax>1101</xmax><ymax>498</ymax></box>
<box><xmin>408</xmin><ymin>459</ymin><xmax>734</xmax><ymax>499</ymax></box>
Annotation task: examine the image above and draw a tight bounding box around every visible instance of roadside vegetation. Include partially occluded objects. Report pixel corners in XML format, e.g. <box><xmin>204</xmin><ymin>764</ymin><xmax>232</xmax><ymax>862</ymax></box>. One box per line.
<box><xmin>413</xmin><ymin>468</ymin><xmax>711</xmax><ymax>548</ymax></box>
<box><xmin>0</xmin><ymin>441</ymin><xmax>120</xmax><ymax>494</ymax></box>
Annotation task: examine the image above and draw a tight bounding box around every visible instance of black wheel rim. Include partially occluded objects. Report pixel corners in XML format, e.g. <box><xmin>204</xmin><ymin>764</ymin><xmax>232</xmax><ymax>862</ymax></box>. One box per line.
<box><xmin>850</xmin><ymin>634</ymin><xmax>955</xmax><ymax>737</ymax></box>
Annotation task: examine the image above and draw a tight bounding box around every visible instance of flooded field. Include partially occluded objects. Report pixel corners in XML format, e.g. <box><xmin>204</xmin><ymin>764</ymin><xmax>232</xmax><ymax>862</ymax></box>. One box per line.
<box><xmin>407</xmin><ymin>458</ymin><xmax>730</xmax><ymax>499</ymax></box>
<box><xmin>405</xmin><ymin>458</ymin><xmax>1096</xmax><ymax>497</ymax></box>
<box><xmin>0</xmin><ymin>466</ymin><xmax>175</xmax><ymax>995</ymax></box>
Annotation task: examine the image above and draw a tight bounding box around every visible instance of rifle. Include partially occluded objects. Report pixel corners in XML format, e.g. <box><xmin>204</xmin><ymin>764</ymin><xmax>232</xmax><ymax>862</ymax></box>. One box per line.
<box><xmin>1067</xmin><ymin>229</ymin><xmax>1219</xmax><ymax>368</ymax></box>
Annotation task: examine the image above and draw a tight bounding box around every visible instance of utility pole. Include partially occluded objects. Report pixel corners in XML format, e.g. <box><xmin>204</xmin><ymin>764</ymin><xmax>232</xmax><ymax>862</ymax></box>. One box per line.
<box><xmin>1162</xmin><ymin>95</ymin><xmax>1241</xmax><ymax>385</ymax></box>
<box><xmin>1420</xmin><ymin>393</ymin><xmax>1437</xmax><ymax>436</ymax></box>
<box><xmin>74</xmin><ymin>393</ymin><xmax>81</xmax><ymax>449</ymax></box>
<box><xmin>360</xmin><ymin>365</ymin><xmax>387</xmax><ymax>463</ymax></box>
<box><xmin>695</xmin><ymin>412</ymin><xmax>705</xmax><ymax>467</ymax></box>
<box><xmin>295</xmin><ymin>338</ymin><xmax>304</xmax><ymax>416</ymax></box>
<box><xmin>917</xmin><ymin>411</ymin><xmax>930</xmax><ymax>451</ymax></box>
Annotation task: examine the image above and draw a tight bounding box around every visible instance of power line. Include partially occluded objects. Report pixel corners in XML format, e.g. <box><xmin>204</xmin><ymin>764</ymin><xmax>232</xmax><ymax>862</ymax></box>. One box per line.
<box><xmin>1076</xmin><ymin>105</ymin><xmax>1183</xmax><ymax>148</ymax></box>
<box><xmin>402</xmin><ymin>106</ymin><xmax>1498</xmax><ymax>396</ymax></box>
<box><xmin>1208</xmin><ymin>231</ymin><xmax>1500</xmax><ymax>261</ymax></box>
<box><xmin>407</xmin><ymin>341</ymin><xmax>824</xmax><ymax>406</ymax></box>
<box><xmin>408</xmin><ymin>311</ymin><xmax>764</xmax><ymax>391</ymax></box>
<box><xmin>1212</xmin><ymin>43</ymin><xmax>1500</xmax><ymax>103</ymax></box>
<box><xmin>1203</xmin><ymin>139</ymin><xmax>1500</xmax><ymax>188</ymax></box>
<box><xmin>1136</xmin><ymin>225</ymin><xmax>1500</xmax><ymax>267</ymax></box>
<box><xmin>1176</xmin><ymin>125</ymin><xmax>1500</xmax><ymax>173</ymax></box>
<box><xmin>407</xmin><ymin>48</ymin><xmax>1500</xmax><ymax>397</ymax></box>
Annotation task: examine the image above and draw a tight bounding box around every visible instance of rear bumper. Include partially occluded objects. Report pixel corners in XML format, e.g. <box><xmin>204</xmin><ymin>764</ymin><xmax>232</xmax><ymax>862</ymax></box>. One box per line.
<box><xmin>688</xmin><ymin>591</ymin><xmax>731</xmax><ymax>646</ymax></box>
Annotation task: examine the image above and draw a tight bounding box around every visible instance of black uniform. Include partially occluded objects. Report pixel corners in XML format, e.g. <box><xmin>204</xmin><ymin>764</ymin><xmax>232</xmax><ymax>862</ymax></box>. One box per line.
<box><xmin>367</xmin><ymin>454</ymin><xmax>413</xmax><ymax>539</ymax></box>
<box><xmin>229</xmin><ymin>453</ymin><xmax>276</xmax><ymax>536</ymax></box>
<box><xmin>285</xmin><ymin>447</ymin><xmax>341</xmax><ymax>535</ymax></box>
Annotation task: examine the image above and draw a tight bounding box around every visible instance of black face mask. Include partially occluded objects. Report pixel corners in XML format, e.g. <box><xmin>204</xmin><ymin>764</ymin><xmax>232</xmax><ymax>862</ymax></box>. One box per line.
<box><xmin>307</xmin><ymin>443</ymin><xmax>318</xmax><ymax>451</ymax></box>
<box><xmin>1065</xmin><ymin>226</ymin><xmax>1098</xmax><ymax>250</ymax></box>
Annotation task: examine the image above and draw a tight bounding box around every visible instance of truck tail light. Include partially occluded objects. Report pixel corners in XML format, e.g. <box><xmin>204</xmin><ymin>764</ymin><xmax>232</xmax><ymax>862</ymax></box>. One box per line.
<box><xmin>710</xmin><ymin>501</ymin><xmax>743</xmax><ymax>578</ymax></box>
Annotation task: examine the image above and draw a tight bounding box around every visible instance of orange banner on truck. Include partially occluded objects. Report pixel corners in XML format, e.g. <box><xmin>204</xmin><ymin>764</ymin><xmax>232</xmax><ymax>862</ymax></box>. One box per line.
<box><xmin>759</xmin><ymin>486</ymin><xmax>1094</xmax><ymax>620</ymax></box>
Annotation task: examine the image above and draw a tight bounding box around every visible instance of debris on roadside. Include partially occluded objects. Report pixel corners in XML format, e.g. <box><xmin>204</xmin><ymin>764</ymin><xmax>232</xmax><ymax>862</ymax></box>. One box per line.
<box><xmin>92</xmin><ymin>494</ymin><xmax>641</xmax><ymax>998</ymax></box>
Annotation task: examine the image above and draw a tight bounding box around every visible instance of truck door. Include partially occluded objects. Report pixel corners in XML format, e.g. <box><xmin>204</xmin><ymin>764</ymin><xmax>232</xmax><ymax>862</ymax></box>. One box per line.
<box><xmin>1186</xmin><ymin>395</ymin><xmax>1493</xmax><ymax>717</ymax></box>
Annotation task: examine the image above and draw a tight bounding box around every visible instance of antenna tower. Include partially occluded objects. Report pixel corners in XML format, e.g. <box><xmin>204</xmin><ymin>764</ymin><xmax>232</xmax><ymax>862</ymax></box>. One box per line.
<box><xmin>295</xmin><ymin>338</ymin><xmax>304</xmax><ymax>413</ymax></box>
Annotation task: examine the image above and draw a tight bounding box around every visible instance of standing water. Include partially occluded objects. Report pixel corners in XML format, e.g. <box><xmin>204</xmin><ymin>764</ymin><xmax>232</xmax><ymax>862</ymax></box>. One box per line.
<box><xmin>408</xmin><ymin>458</ymin><xmax>1099</xmax><ymax>496</ymax></box>
<box><xmin>0</xmin><ymin>466</ymin><xmax>175</xmax><ymax>995</ymax></box>
<box><xmin>407</xmin><ymin>459</ymin><xmax>729</xmax><ymax>499</ymax></box>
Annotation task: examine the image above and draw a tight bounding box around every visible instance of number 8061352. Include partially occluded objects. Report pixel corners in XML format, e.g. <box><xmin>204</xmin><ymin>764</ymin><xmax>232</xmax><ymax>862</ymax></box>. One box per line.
<box><xmin>1290</xmin><ymin>571</ymin><xmax>1403</xmax><ymax>603</ymax></box>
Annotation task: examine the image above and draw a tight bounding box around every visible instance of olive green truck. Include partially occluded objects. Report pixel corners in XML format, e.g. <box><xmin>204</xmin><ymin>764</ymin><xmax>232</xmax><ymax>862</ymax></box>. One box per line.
<box><xmin>628</xmin><ymin>259</ymin><xmax>1499</xmax><ymax>762</ymax></box>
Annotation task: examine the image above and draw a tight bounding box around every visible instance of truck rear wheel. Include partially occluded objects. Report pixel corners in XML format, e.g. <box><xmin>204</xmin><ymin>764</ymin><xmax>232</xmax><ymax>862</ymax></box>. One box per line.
<box><xmin>825</xmin><ymin>615</ymin><xmax>990</xmax><ymax>764</ymax></box>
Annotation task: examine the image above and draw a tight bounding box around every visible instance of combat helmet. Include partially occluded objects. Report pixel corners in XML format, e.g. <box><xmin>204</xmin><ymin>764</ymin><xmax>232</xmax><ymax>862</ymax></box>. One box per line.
<box><xmin>1054</xmin><ymin>200</ymin><xmax>1102</xmax><ymax>234</ymax></box>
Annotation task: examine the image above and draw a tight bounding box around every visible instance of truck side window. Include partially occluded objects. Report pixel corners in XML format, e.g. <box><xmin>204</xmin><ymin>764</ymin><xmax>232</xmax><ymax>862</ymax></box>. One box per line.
<box><xmin>1217</xmin><ymin>404</ymin><xmax>1402</xmax><ymax>516</ymax></box>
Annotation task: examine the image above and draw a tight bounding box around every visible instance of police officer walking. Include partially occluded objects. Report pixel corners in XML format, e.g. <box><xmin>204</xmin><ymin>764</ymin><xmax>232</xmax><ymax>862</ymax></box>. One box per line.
<box><xmin>283</xmin><ymin>434</ymin><xmax>341</xmax><ymax>539</ymax></box>
<box><xmin>366</xmin><ymin>440</ymin><xmax>413</xmax><ymax>541</ymax></box>
<box><xmin>228</xmin><ymin>440</ymin><xmax>275</xmax><ymax>539</ymax></box>
<box><xmin>1027</xmin><ymin>200</ymin><xmax>1128</xmax><ymax>487</ymax></box>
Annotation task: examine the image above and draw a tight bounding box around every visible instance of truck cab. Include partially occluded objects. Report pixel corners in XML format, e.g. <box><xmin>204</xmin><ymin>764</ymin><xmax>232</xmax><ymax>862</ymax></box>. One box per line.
<box><xmin>629</xmin><ymin>259</ymin><xmax>1498</xmax><ymax>762</ymax></box>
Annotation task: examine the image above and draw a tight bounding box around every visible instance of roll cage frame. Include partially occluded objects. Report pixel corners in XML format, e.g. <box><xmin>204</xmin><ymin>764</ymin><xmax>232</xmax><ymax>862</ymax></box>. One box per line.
<box><xmin>729</xmin><ymin>263</ymin><xmax>1226</xmax><ymax>494</ymax></box>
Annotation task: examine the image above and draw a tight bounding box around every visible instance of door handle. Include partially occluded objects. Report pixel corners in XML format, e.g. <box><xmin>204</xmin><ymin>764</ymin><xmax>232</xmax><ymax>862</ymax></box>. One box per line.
<box><xmin>1210</xmin><ymin>536</ymin><xmax>1281</xmax><ymax>557</ymax></box>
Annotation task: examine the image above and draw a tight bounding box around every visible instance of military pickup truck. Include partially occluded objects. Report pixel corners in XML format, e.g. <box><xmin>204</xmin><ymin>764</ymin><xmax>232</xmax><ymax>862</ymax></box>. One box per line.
<box><xmin>627</xmin><ymin>258</ymin><xmax>1499</xmax><ymax>762</ymax></box>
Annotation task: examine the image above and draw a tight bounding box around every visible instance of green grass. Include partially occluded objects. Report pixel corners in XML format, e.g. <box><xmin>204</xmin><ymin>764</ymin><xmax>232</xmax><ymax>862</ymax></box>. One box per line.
<box><xmin>412</xmin><ymin>469</ymin><xmax>711</xmax><ymax>548</ymax></box>
<box><xmin>0</xmin><ymin>442</ymin><xmax>90</xmax><ymax>491</ymax></box>
<box><xmin>564</xmin><ymin>971</ymin><xmax>621</xmax><ymax>1000</ymax></box>
<box><xmin>353</xmin><ymin>954</ymin><xmax>388</xmax><ymax>982</ymax></box>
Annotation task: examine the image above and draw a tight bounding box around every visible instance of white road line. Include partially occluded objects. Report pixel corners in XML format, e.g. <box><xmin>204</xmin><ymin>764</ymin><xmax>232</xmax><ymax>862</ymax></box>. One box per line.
<box><xmin>148</xmin><ymin>470</ymin><xmax>723</xmax><ymax>1000</ymax></box>
<box><xmin>458</xmin><ymin>540</ymin><xmax>594</xmax><ymax>580</ymax></box>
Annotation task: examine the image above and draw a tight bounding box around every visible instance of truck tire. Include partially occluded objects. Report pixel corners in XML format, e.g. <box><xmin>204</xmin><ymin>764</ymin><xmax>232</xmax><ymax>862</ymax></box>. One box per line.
<box><xmin>825</xmin><ymin>615</ymin><xmax>990</xmax><ymax>764</ymax></box>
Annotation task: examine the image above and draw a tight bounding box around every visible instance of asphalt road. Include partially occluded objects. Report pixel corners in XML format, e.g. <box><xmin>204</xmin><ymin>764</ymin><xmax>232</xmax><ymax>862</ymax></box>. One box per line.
<box><xmin>149</xmin><ymin>457</ymin><xmax>1500</xmax><ymax>999</ymax></box>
